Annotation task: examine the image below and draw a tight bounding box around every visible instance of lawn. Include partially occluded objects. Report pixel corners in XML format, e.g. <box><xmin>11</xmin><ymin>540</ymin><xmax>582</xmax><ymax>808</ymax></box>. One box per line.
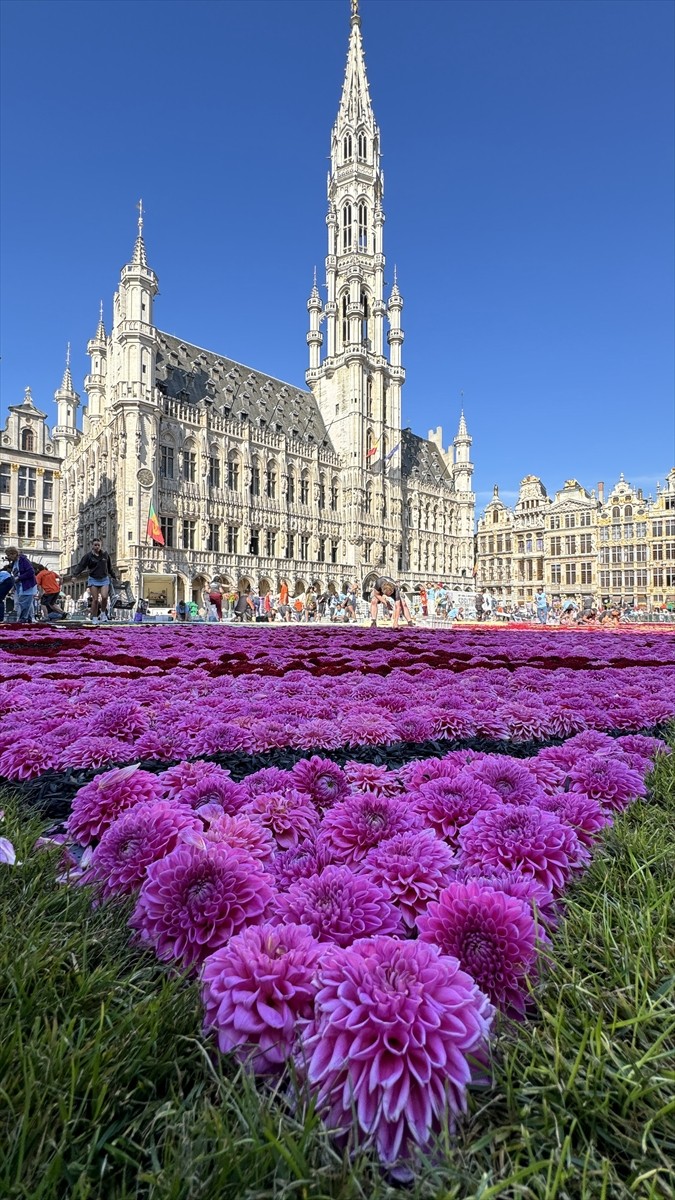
<box><xmin>1</xmin><ymin>627</ymin><xmax>674</xmax><ymax>1199</ymax></box>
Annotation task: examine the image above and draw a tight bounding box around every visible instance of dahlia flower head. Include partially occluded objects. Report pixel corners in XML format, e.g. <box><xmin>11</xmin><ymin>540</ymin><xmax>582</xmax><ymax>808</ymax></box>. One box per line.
<box><xmin>82</xmin><ymin>799</ymin><xmax>202</xmax><ymax>898</ymax></box>
<box><xmin>129</xmin><ymin>841</ymin><xmax>275</xmax><ymax>970</ymax></box>
<box><xmin>291</xmin><ymin>756</ymin><xmax>350</xmax><ymax>810</ymax></box>
<box><xmin>183</xmin><ymin>808</ymin><xmax>276</xmax><ymax>865</ymax></box>
<box><xmin>176</xmin><ymin>773</ymin><xmax>247</xmax><ymax>815</ymax></box>
<box><xmin>67</xmin><ymin>764</ymin><xmax>165</xmax><ymax>847</ymax></box>
<box><xmin>273</xmin><ymin>864</ymin><xmax>402</xmax><ymax>946</ymax></box>
<box><xmin>158</xmin><ymin>759</ymin><xmax>235</xmax><ymax>801</ymax></box>
<box><xmin>567</xmin><ymin>753</ymin><xmax>647</xmax><ymax>812</ymax></box>
<box><xmin>243</xmin><ymin>766</ymin><xmax>297</xmax><ymax>799</ymax></box>
<box><xmin>412</xmin><ymin>772</ymin><xmax>502</xmax><ymax>848</ymax></box>
<box><xmin>0</xmin><ymin>738</ymin><xmax>59</xmax><ymax>781</ymax></box>
<box><xmin>318</xmin><ymin>793</ymin><xmax>423</xmax><ymax>866</ymax></box>
<box><xmin>449</xmin><ymin>863</ymin><xmax>559</xmax><ymax>931</ymax></box>
<box><xmin>300</xmin><ymin>936</ymin><xmax>493</xmax><ymax>1167</ymax></box>
<box><xmin>272</xmin><ymin>837</ymin><xmax>336</xmax><ymax>892</ymax></box>
<box><xmin>537</xmin><ymin>791</ymin><xmax>612</xmax><ymax>849</ymax></box>
<box><xmin>343</xmin><ymin>761</ymin><xmax>403</xmax><ymax>796</ymax></box>
<box><xmin>418</xmin><ymin>881</ymin><xmax>545</xmax><ymax>1019</ymax></box>
<box><xmin>458</xmin><ymin>803</ymin><xmax>588</xmax><ymax>894</ymax></box>
<box><xmin>397</xmin><ymin>755</ymin><xmax>460</xmax><ymax>792</ymax></box>
<box><xmin>466</xmin><ymin>756</ymin><xmax>545</xmax><ymax>807</ymax></box>
<box><xmin>242</xmin><ymin>789</ymin><xmax>320</xmax><ymax>851</ymax></box>
<box><xmin>339</xmin><ymin>712</ymin><xmax>396</xmax><ymax>748</ymax></box>
<box><xmin>362</xmin><ymin>829</ymin><xmax>457</xmax><ymax>928</ymax></box>
<box><xmin>616</xmin><ymin>734</ymin><xmax>670</xmax><ymax>761</ymax></box>
<box><xmin>202</xmin><ymin>923</ymin><xmax>323</xmax><ymax>1073</ymax></box>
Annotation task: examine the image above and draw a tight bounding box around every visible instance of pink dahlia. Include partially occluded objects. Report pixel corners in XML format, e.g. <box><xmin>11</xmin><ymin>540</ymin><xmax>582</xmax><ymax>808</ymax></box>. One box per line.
<box><xmin>184</xmin><ymin>810</ymin><xmax>276</xmax><ymax>864</ymax></box>
<box><xmin>397</xmin><ymin>757</ymin><xmax>458</xmax><ymax>791</ymax></box>
<box><xmin>286</xmin><ymin>717</ymin><xmax>345</xmax><ymax>751</ymax></box>
<box><xmin>133</xmin><ymin>729</ymin><xmax>192</xmax><ymax>762</ymax></box>
<box><xmin>177</xmin><ymin>774</ymin><xmax>247</xmax><ymax>815</ymax></box>
<box><xmin>158</xmin><ymin>759</ymin><xmax>235</xmax><ymax>801</ymax></box>
<box><xmin>291</xmin><ymin>756</ymin><xmax>350</xmax><ymax>810</ymax></box>
<box><xmin>615</xmin><ymin>734</ymin><xmax>670</xmax><ymax>761</ymax></box>
<box><xmin>567</xmin><ymin>753</ymin><xmax>647</xmax><ymax>812</ymax></box>
<box><xmin>273</xmin><ymin>865</ymin><xmax>401</xmax><ymax>946</ymax></box>
<box><xmin>458</xmin><ymin>804</ymin><xmax>587</xmax><ymax>893</ymax></box>
<box><xmin>362</xmin><ymin>829</ymin><xmax>456</xmax><ymax>928</ymax></box>
<box><xmin>82</xmin><ymin>800</ymin><xmax>201</xmax><ymax>898</ymax></box>
<box><xmin>0</xmin><ymin>739</ymin><xmax>59</xmax><ymax>781</ymax></box>
<box><xmin>129</xmin><ymin>842</ymin><xmax>275</xmax><ymax>969</ymax></box>
<box><xmin>418</xmin><ymin>881</ymin><xmax>542</xmax><ymax>1018</ymax></box>
<box><xmin>538</xmin><ymin>792</ymin><xmax>612</xmax><ymax>848</ymax></box>
<box><xmin>467</xmin><ymin>757</ymin><xmax>543</xmax><ymax>807</ymax></box>
<box><xmin>451</xmin><ymin>864</ymin><xmax>559</xmax><ymax>930</ymax></box>
<box><xmin>94</xmin><ymin>701</ymin><xmax>150</xmax><ymax>739</ymax></box>
<box><xmin>301</xmin><ymin>936</ymin><xmax>493</xmax><ymax>1166</ymax></box>
<box><xmin>394</xmin><ymin>711</ymin><xmax>440</xmax><ymax>743</ymax></box>
<box><xmin>67</xmin><ymin>764</ymin><xmax>165</xmax><ymax>847</ymax></box>
<box><xmin>319</xmin><ymin>794</ymin><xmax>423</xmax><ymax>866</ymax></box>
<box><xmin>343</xmin><ymin>761</ymin><xmax>403</xmax><ymax>795</ymax></box>
<box><xmin>338</xmin><ymin>712</ymin><xmax>396</xmax><ymax>747</ymax></box>
<box><xmin>202</xmin><ymin>923</ymin><xmax>323</xmax><ymax>1072</ymax></box>
<box><xmin>242</xmin><ymin>789</ymin><xmax>320</xmax><ymax>851</ymax></box>
<box><xmin>272</xmin><ymin>837</ymin><xmax>336</xmax><ymax>892</ymax></box>
<box><xmin>413</xmin><ymin>773</ymin><xmax>502</xmax><ymax>848</ymax></box>
<box><xmin>243</xmin><ymin>767</ymin><xmax>297</xmax><ymax>798</ymax></box>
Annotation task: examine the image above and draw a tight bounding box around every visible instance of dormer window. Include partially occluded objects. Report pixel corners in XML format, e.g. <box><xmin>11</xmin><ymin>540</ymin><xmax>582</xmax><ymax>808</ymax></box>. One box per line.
<box><xmin>21</xmin><ymin>428</ymin><xmax>35</xmax><ymax>452</ymax></box>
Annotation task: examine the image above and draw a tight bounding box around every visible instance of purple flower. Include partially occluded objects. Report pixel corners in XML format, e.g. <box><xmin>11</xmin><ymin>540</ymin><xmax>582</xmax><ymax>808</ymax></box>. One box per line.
<box><xmin>202</xmin><ymin>923</ymin><xmax>322</xmax><ymax>1073</ymax></box>
<box><xmin>130</xmin><ymin>842</ymin><xmax>275</xmax><ymax>969</ymax></box>
<box><xmin>414</xmin><ymin>773</ymin><xmax>502</xmax><ymax>848</ymax></box>
<box><xmin>291</xmin><ymin>756</ymin><xmax>350</xmax><ymax>810</ymax></box>
<box><xmin>272</xmin><ymin>838</ymin><xmax>336</xmax><ymax>891</ymax></box>
<box><xmin>418</xmin><ymin>881</ymin><xmax>542</xmax><ymax>1018</ymax></box>
<box><xmin>616</xmin><ymin>734</ymin><xmax>670</xmax><ymax>761</ymax></box>
<box><xmin>397</xmin><ymin>757</ymin><xmax>458</xmax><ymax>792</ymax></box>
<box><xmin>82</xmin><ymin>800</ymin><xmax>202</xmax><ymax>898</ymax></box>
<box><xmin>339</xmin><ymin>712</ymin><xmax>396</xmax><ymax>747</ymax></box>
<box><xmin>242</xmin><ymin>790</ymin><xmax>320</xmax><ymax>851</ymax></box>
<box><xmin>301</xmin><ymin>936</ymin><xmax>493</xmax><ymax>1166</ymax></box>
<box><xmin>394</xmin><ymin>710</ymin><xmax>440</xmax><ymax>743</ymax></box>
<box><xmin>67</xmin><ymin>764</ymin><xmax>165</xmax><ymax>847</ymax></box>
<box><xmin>0</xmin><ymin>836</ymin><xmax>16</xmax><ymax>865</ymax></box>
<box><xmin>567</xmin><ymin>753</ymin><xmax>647</xmax><ymax>812</ymax></box>
<box><xmin>159</xmin><ymin>760</ymin><xmax>235</xmax><ymax>801</ymax></box>
<box><xmin>58</xmin><ymin>736</ymin><xmax>134</xmax><ymax>771</ymax></box>
<box><xmin>177</xmin><ymin>774</ymin><xmax>247</xmax><ymax>815</ymax></box>
<box><xmin>343</xmin><ymin>762</ymin><xmax>403</xmax><ymax>795</ymax></box>
<box><xmin>467</xmin><ymin>757</ymin><xmax>543</xmax><ymax>807</ymax></box>
<box><xmin>319</xmin><ymin>794</ymin><xmax>423</xmax><ymax>866</ymax></box>
<box><xmin>0</xmin><ymin>739</ymin><xmax>58</xmax><ymax>781</ymax></box>
<box><xmin>362</xmin><ymin>829</ymin><xmax>456</xmax><ymax>928</ymax></box>
<box><xmin>185</xmin><ymin>810</ymin><xmax>276</xmax><ymax>864</ymax></box>
<box><xmin>450</xmin><ymin>864</ymin><xmax>559</xmax><ymax>930</ymax></box>
<box><xmin>273</xmin><ymin>865</ymin><xmax>401</xmax><ymax>945</ymax></box>
<box><xmin>537</xmin><ymin>792</ymin><xmax>612</xmax><ymax>848</ymax></box>
<box><xmin>458</xmin><ymin>804</ymin><xmax>587</xmax><ymax>893</ymax></box>
<box><xmin>243</xmin><ymin>767</ymin><xmax>297</xmax><ymax>798</ymax></box>
<box><xmin>94</xmin><ymin>701</ymin><xmax>150</xmax><ymax>739</ymax></box>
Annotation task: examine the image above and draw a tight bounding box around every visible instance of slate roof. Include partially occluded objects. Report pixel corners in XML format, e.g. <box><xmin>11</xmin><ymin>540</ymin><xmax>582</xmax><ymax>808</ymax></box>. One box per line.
<box><xmin>156</xmin><ymin>332</ymin><xmax>331</xmax><ymax>447</ymax></box>
<box><xmin>401</xmin><ymin>428</ymin><xmax>453</xmax><ymax>488</ymax></box>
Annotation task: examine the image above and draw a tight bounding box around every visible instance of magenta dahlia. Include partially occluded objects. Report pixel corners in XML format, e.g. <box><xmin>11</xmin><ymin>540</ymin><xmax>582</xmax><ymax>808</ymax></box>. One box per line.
<box><xmin>413</xmin><ymin>773</ymin><xmax>502</xmax><ymax>848</ymax></box>
<box><xmin>243</xmin><ymin>767</ymin><xmax>297</xmax><ymax>798</ymax></box>
<box><xmin>458</xmin><ymin>804</ymin><xmax>587</xmax><ymax>893</ymax></box>
<box><xmin>177</xmin><ymin>774</ymin><xmax>247</xmax><ymax>815</ymax></box>
<box><xmin>318</xmin><ymin>793</ymin><xmax>423</xmax><ymax>866</ymax></box>
<box><xmin>397</xmin><ymin>756</ymin><xmax>458</xmax><ymax>791</ymax></box>
<box><xmin>301</xmin><ymin>936</ymin><xmax>493</xmax><ymax>1166</ymax></box>
<box><xmin>202</xmin><ymin>923</ymin><xmax>322</xmax><ymax>1073</ymax></box>
<box><xmin>567</xmin><ymin>753</ymin><xmax>647</xmax><ymax>812</ymax></box>
<box><xmin>418</xmin><ymin>881</ymin><xmax>542</xmax><ymax>1018</ymax></box>
<box><xmin>615</xmin><ymin>734</ymin><xmax>670</xmax><ymax>761</ymax></box>
<box><xmin>291</xmin><ymin>756</ymin><xmax>350</xmax><ymax>810</ymax></box>
<box><xmin>82</xmin><ymin>800</ymin><xmax>202</xmax><ymax>898</ymax></box>
<box><xmin>0</xmin><ymin>738</ymin><xmax>59</xmax><ymax>781</ymax></box>
<box><xmin>339</xmin><ymin>712</ymin><xmax>395</xmax><ymax>748</ymax></box>
<box><xmin>537</xmin><ymin>792</ymin><xmax>612</xmax><ymax>848</ymax></box>
<box><xmin>362</xmin><ymin>829</ymin><xmax>456</xmax><ymax>928</ymax></box>
<box><xmin>242</xmin><ymin>789</ymin><xmax>320</xmax><ymax>851</ymax></box>
<box><xmin>343</xmin><ymin>762</ymin><xmax>403</xmax><ymax>795</ymax></box>
<box><xmin>450</xmin><ymin>864</ymin><xmax>559</xmax><ymax>930</ymax></box>
<box><xmin>273</xmin><ymin>865</ymin><xmax>401</xmax><ymax>946</ymax></box>
<box><xmin>67</xmin><ymin>764</ymin><xmax>165</xmax><ymax>847</ymax></box>
<box><xmin>467</xmin><ymin>757</ymin><xmax>543</xmax><ymax>807</ymax></box>
<box><xmin>158</xmin><ymin>759</ymin><xmax>235</xmax><ymax>801</ymax></box>
<box><xmin>129</xmin><ymin>842</ymin><xmax>275</xmax><ymax>969</ymax></box>
<box><xmin>272</xmin><ymin>838</ymin><xmax>336</xmax><ymax>892</ymax></box>
<box><xmin>185</xmin><ymin>810</ymin><xmax>276</xmax><ymax>864</ymax></box>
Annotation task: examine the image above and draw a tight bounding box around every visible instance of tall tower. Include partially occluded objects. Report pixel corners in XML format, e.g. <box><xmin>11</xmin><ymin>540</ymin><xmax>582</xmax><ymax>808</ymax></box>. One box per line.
<box><xmin>306</xmin><ymin>0</ymin><xmax>404</xmax><ymax>572</ymax></box>
<box><xmin>83</xmin><ymin>302</ymin><xmax>107</xmax><ymax>432</ymax></box>
<box><xmin>452</xmin><ymin>409</ymin><xmax>475</xmax><ymax>573</ymax></box>
<box><xmin>52</xmin><ymin>344</ymin><xmax>80</xmax><ymax>457</ymax></box>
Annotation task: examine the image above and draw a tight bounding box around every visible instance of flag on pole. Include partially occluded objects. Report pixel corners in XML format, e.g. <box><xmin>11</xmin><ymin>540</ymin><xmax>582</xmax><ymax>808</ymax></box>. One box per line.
<box><xmin>385</xmin><ymin>442</ymin><xmax>400</xmax><ymax>462</ymax></box>
<box><xmin>366</xmin><ymin>443</ymin><xmax>379</xmax><ymax>459</ymax></box>
<box><xmin>147</xmin><ymin>501</ymin><xmax>164</xmax><ymax>545</ymax></box>
<box><xmin>472</xmin><ymin>564</ymin><xmax>478</xmax><ymax>577</ymax></box>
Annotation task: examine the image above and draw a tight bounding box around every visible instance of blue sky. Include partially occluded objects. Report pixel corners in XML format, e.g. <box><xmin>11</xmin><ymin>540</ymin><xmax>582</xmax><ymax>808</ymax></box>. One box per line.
<box><xmin>1</xmin><ymin>0</ymin><xmax>673</xmax><ymax>513</ymax></box>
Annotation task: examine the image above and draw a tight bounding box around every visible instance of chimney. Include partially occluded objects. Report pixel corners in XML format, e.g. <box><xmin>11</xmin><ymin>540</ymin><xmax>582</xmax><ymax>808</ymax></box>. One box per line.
<box><xmin>597</xmin><ymin>481</ymin><xmax>605</xmax><ymax>503</ymax></box>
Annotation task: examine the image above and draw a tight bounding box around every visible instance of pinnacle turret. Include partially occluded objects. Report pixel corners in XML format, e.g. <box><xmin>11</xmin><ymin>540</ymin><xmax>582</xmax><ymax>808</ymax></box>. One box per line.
<box><xmin>457</xmin><ymin>409</ymin><xmax>469</xmax><ymax>439</ymax></box>
<box><xmin>130</xmin><ymin>198</ymin><xmax>148</xmax><ymax>267</ymax></box>
<box><xmin>60</xmin><ymin>342</ymin><xmax>74</xmax><ymax>394</ymax></box>
<box><xmin>336</xmin><ymin>0</ymin><xmax>375</xmax><ymax>132</ymax></box>
<box><xmin>93</xmin><ymin>300</ymin><xmax>107</xmax><ymax>344</ymax></box>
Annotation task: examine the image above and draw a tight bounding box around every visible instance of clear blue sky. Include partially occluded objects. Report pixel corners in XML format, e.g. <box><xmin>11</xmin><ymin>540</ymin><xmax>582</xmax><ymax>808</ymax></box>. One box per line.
<box><xmin>1</xmin><ymin>0</ymin><xmax>673</xmax><ymax>513</ymax></box>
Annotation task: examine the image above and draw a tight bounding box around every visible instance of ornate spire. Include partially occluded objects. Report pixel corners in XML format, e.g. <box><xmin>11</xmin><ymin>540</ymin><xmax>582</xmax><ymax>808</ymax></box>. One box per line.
<box><xmin>94</xmin><ymin>300</ymin><xmax>106</xmax><ymax>343</ymax></box>
<box><xmin>61</xmin><ymin>342</ymin><xmax>74</xmax><ymax>393</ymax></box>
<box><xmin>457</xmin><ymin>407</ymin><xmax>468</xmax><ymax>438</ymax></box>
<box><xmin>337</xmin><ymin>0</ymin><xmax>374</xmax><ymax>130</ymax></box>
<box><xmin>131</xmin><ymin>197</ymin><xmax>148</xmax><ymax>268</ymax></box>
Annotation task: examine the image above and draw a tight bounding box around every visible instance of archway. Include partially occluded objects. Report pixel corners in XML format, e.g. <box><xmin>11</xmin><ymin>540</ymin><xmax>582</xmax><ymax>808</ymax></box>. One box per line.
<box><xmin>238</xmin><ymin>576</ymin><xmax>251</xmax><ymax>593</ymax></box>
<box><xmin>362</xmin><ymin>571</ymin><xmax>379</xmax><ymax>599</ymax></box>
<box><xmin>294</xmin><ymin>578</ymin><xmax>307</xmax><ymax>597</ymax></box>
<box><xmin>192</xmin><ymin>574</ymin><xmax>209</xmax><ymax>605</ymax></box>
<box><xmin>259</xmin><ymin>577</ymin><xmax>272</xmax><ymax>596</ymax></box>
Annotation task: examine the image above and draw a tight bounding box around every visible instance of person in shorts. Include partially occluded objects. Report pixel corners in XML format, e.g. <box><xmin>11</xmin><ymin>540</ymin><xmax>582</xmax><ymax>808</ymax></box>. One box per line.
<box><xmin>370</xmin><ymin>576</ymin><xmax>414</xmax><ymax>630</ymax></box>
<box><xmin>67</xmin><ymin>539</ymin><xmax>117</xmax><ymax>623</ymax></box>
<box><xmin>35</xmin><ymin>565</ymin><xmax>65</xmax><ymax>619</ymax></box>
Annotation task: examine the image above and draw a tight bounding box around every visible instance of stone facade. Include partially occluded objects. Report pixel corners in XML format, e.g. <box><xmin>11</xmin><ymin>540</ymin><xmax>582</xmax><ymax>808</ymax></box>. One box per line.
<box><xmin>0</xmin><ymin>387</ymin><xmax>62</xmax><ymax>571</ymax></box>
<box><xmin>57</xmin><ymin>2</ymin><xmax>475</xmax><ymax>611</ymax></box>
<box><xmin>476</xmin><ymin>468</ymin><xmax>675</xmax><ymax>610</ymax></box>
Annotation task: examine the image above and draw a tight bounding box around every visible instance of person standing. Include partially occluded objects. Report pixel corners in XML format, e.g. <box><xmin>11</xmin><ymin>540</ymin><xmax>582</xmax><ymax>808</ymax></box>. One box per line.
<box><xmin>208</xmin><ymin>581</ymin><xmax>223</xmax><ymax>621</ymax></box>
<box><xmin>535</xmin><ymin>588</ymin><xmax>549</xmax><ymax>626</ymax></box>
<box><xmin>4</xmin><ymin>547</ymin><xmax>38</xmax><ymax>622</ymax></box>
<box><xmin>35</xmin><ymin>564</ymin><xmax>65</xmax><ymax>619</ymax></box>
<box><xmin>0</xmin><ymin>561</ymin><xmax>14</xmax><ymax>622</ymax></box>
<box><xmin>67</xmin><ymin>538</ymin><xmax>117</xmax><ymax>623</ymax></box>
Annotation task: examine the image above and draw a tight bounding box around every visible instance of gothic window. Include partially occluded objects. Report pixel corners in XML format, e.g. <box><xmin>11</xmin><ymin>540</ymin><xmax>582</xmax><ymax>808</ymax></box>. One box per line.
<box><xmin>343</xmin><ymin>133</ymin><xmax>352</xmax><ymax>162</ymax></box>
<box><xmin>360</xmin><ymin>290</ymin><xmax>369</xmax><ymax>344</ymax></box>
<box><xmin>21</xmin><ymin>428</ymin><xmax>35</xmax><ymax>452</ymax></box>
<box><xmin>266</xmin><ymin>462</ymin><xmax>277</xmax><ymax>499</ymax></box>
<box><xmin>366</xmin><ymin>377</ymin><xmax>373</xmax><ymax>418</ymax></box>
<box><xmin>358</xmin><ymin>203</ymin><xmax>368</xmax><ymax>252</ymax></box>
<box><xmin>318</xmin><ymin>475</ymin><xmax>326</xmax><ymax>509</ymax></box>
<box><xmin>330</xmin><ymin>478</ymin><xmax>339</xmax><ymax>511</ymax></box>
<box><xmin>182</xmin><ymin>447</ymin><xmax>196</xmax><ymax>483</ymax></box>
<box><xmin>160</xmin><ymin>516</ymin><xmax>175</xmax><ymax>547</ymax></box>
<box><xmin>208</xmin><ymin>523</ymin><xmax>220</xmax><ymax>552</ymax></box>
<box><xmin>300</xmin><ymin>534</ymin><xmax>310</xmax><ymax>561</ymax></box>
<box><xmin>250</xmin><ymin>458</ymin><xmax>261</xmax><ymax>498</ymax></box>
<box><xmin>318</xmin><ymin>537</ymin><xmax>326</xmax><ymax>563</ymax></box>
<box><xmin>249</xmin><ymin>528</ymin><xmax>260</xmax><ymax>555</ymax></box>
<box><xmin>227</xmin><ymin>453</ymin><xmax>240</xmax><ymax>492</ymax></box>
<box><xmin>287</xmin><ymin>469</ymin><xmax>296</xmax><ymax>504</ymax></box>
<box><xmin>265</xmin><ymin>529</ymin><xmax>276</xmax><ymax>556</ymax></box>
<box><xmin>209</xmin><ymin>455</ymin><xmax>221</xmax><ymax>488</ymax></box>
<box><xmin>365</xmin><ymin>487</ymin><xmax>372</xmax><ymax>515</ymax></box>
<box><xmin>330</xmin><ymin>539</ymin><xmax>339</xmax><ymax>564</ymax></box>
<box><xmin>342</xmin><ymin>204</ymin><xmax>352</xmax><ymax>251</ymax></box>
<box><xmin>182</xmin><ymin>519</ymin><xmax>196</xmax><ymax>550</ymax></box>
<box><xmin>366</xmin><ymin>429</ymin><xmax>375</xmax><ymax>460</ymax></box>
<box><xmin>300</xmin><ymin>471</ymin><xmax>310</xmax><ymax>505</ymax></box>
<box><xmin>357</xmin><ymin>131</ymin><xmax>367</xmax><ymax>161</ymax></box>
<box><xmin>227</xmin><ymin>525</ymin><xmax>239</xmax><ymax>553</ymax></box>
<box><xmin>341</xmin><ymin>294</ymin><xmax>349</xmax><ymax>346</ymax></box>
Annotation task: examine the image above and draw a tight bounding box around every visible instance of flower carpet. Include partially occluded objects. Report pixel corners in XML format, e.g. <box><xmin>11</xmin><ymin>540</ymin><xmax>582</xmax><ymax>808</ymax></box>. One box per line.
<box><xmin>2</xmin><ymin>623</ymin><xmax>674</xmax><ymax>1180</ymax></box>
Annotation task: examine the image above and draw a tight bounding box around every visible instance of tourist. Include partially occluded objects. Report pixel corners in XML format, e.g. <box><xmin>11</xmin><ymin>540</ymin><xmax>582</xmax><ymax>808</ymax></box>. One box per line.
<box><xmin>66</xmin><ymin>538</ymin><xmax>117</xmax><ymax>624</ymax></box>
<box><xmin>35</xmin><ymin>564</ymin><xmax>65</xmax><ymax>620</ymax></box>
<box><xmin>481</xmin><ymin>590</ymin><xmax>494</xmax><ymax>620</ymax></box>
<box><xmin>0</xmin><ymin>561</ymin><xmax>14</xmax><ymax>622</ymax></box>
<box><xmin>208</xmin><ymin>581</ymin><xmax>223</xmax><ymax>621</ymax></box>
<box><xmin>233</xmin><ymin>589</ymin><xmax>254</xmax><ymax>622</ymax></box>
<box><xmin>370</xmin><ymin>576</ymin><xmax>414</xmax><ymax>630</ymax></box>
<box><xmin>278</xmin><ymin>581</ymin><xmax>291</xmax><ymax>623</ymax></box>
<box><xmin>4</xmin><ymin>547</ymin><xmax>39</xmax><ymax>623</ymax></box>
<box><xmin>535</xmin><ymin>588</ymin><xmax>549</xmax><ymax>626</ymax></box>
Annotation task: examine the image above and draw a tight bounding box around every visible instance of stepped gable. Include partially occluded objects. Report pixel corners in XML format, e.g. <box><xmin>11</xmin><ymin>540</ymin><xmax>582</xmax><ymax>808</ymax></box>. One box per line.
<box><xmin>401</xmin><ymin>428</ymin><xmax>453</xmax><ymax>487</ymax></box>
<box><xmin>155</xmin><ymin>331</ymin><xmax>331</xmax><ymax>446</ymax></box>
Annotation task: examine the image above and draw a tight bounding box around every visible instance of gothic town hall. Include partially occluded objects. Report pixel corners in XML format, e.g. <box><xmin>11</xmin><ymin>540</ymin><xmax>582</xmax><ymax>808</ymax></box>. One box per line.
<box><xmin>55</xmin><ymin>1</ymin><xmax>475</xmax><ymax>610</ymax></box>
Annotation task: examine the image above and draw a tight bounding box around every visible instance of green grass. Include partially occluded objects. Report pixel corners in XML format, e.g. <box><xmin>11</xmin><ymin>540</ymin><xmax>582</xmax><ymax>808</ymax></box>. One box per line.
<box><xmin>1</xmin><ymin>747</ymin><xmax>674</xmax><ymax>1200</ymax></box>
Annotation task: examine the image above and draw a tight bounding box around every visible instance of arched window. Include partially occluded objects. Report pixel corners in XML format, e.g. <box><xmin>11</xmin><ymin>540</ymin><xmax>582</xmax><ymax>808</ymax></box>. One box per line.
<box><xmin>341</xmin><ymin>293</ymin><xmax>349</xmax><ymax>347</ymax></box>
<box><xmin>250</xmin><ymin>457</ymin><xmax>261</xmax><ymax>498</ymax></box>
<box><xmin>624</xmin><ymin>504</ymin><xmax>632</xmax><ymax>518</ymax></box>
<box><xmin>360</xmin><ymin>290</ymin><xmax>369</xmax><ymax>345</ymax></box>
<box><xmin>21</xmin><ymin>427</ymin><xmax>35</xmax><ymax>452</ymax></box>
<box><xmin>300</xmin><ymin>470</ymin><xmax>310</xmax><ymax>505</ymax></box>
<box><xmin>342</xmin><ymin>204</ymin><xmax>352</xmax><ymax>252</ymax></box>
<box><xmin>287</xmin><ymin>468</ymin><xmax>295</xmax><ymax>503</ymax></box>
<box><xmin>612</xmin><ymin>506</ymin><xmax>621</xmax><ymax>519</ymax></box>
<box><xmin>358</xmin><ymin>203</ymin><xmax>368</xmax><ymax>251</ymax></box>
<box><xmin>330</xmin><ymin>477</ymin><xmax>339</xmax><ymax>511</ymax></box>
<box><xmin>366</xmin><ymin>376</ymin><xmax>373</xmax><ymax>418</ymax></box>
<box><xmin>209</xmin><ymin>451</ymin><xmax>220</xmax><ymax>488</ymax></box>
<box><xmin>366</xmin><ymin>429</ymin><xmax>375</xmax><ymax>461</ymax></box>
<box><xmin>343</xmin><ymin>133</ymin><xmax>352</xmax><ymax>162</ymax></box>
<box><xmin>266</xmin><ymin>461</ymin><xmax>276</xmax><ymax>499</ymax></box>
<box><xmin>365</xmin><ymin>486</ymin><xmax>372</xmax><ymax>515</ymax></box>
<box><xmin>357</xmin><ymin>131</ymin><xmax>367</xmax><ymax>161</ymax></box>
<box><xmin>227</xmin><ymin>451</ymin><xmax>240</xmax><ymax>492</ymax></box>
